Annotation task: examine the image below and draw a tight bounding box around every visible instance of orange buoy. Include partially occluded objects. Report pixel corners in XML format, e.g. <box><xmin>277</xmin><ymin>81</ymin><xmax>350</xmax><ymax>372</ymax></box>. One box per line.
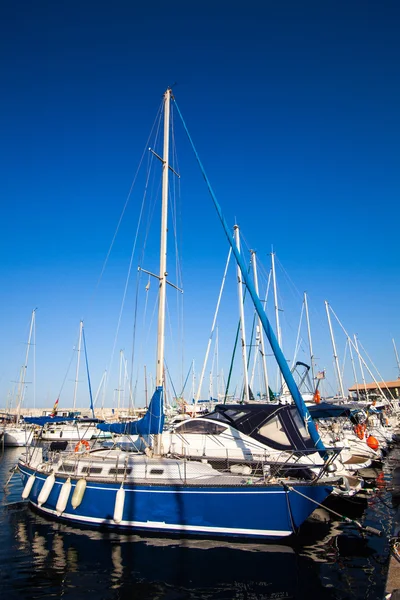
<box><xmin>313</xmin><ymin>390</ymin><xmax>321</xmax><ymax>404</ymax></box>
<box><xmin>74</xmin><ymin>439</ymin><xmax>90</xmax><ymax>453</ymax></box>
<box><xmin>366</xmin><ymin>435</ymin><xmax>379</xmax><ymax>451</ymax></box>
<box><xmin>355</xmin><ymin>424</ymin><xmax>364</xmax><ymax>440</ymax></box>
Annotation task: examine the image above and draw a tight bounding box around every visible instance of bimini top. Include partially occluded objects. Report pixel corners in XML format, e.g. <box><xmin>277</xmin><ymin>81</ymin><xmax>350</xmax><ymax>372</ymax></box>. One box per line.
<box><xmin>307</xmin><ymin>403</ymin><xmax>353</xmax><ymax>420</ymax></box>
<box><xmin>204</xmin><ymin>404</ymin><xmax>316</xmax><ymax>452</ymax></box>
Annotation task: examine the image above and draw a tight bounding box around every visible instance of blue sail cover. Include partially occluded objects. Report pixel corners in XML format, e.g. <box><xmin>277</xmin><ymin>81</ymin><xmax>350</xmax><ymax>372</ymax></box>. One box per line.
<box><xmin>97</xmin><ymin>386</ymin><xmax>165</xmax><ymax>435</ymax></box>
<box><xmin>23</xmin><ymin>416</ymin><xmax>75</xmax><ymax>426</ymax></box>
<box><xmin>174</xmin><ymin>99</ymin><xmax>326</xmax><ymax>455</ymax></box>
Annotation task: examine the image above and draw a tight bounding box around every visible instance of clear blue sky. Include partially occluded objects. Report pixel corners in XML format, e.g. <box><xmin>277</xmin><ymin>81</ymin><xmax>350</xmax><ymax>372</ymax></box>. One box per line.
<box><xmin>1</xmin><ymin>1</ymin><xmax>399</xmax><ymax>411</ymax></box>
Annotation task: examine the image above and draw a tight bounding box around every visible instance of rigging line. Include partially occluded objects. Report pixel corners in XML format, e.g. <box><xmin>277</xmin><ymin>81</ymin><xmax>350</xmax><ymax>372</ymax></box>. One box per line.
<box><xmin>164</xmin><ymin>361</ymin><xmax>179</xmax><ymax>403</ymax></box>
<box><xmin>223</xmin><ymin>255</ymin><xmax>252</xmax><ymax>404</ymax></box>
<box><xmin>138</xmin><ymin>109</ymin><xmax>164</xmax><ymax>263</ymax></box>
<box><xmin>107</xmin><ymin>181</ymin><xmax>148</xmax><ymax>396</ymax></box>
<box><xmin>329</xmin><ymin>304</ymin><xmax>395</xmax><ymax>406</ymax></box>
<box><xmin>168</xmin><ymin>176</ymin><xmax>184</xmax><ymax>385</ymax></box>
<box><xmin>131</xmin><ymin>285</ymin><xmax>159</xmax><ymax>401</ymax></box>
<box><xmin>82</xmin><ymin>327</ymin><xmax>95</xmax><ymax>419</ymax></box>
<box><xmin>340</xmin><ymin>337</ymin><xmax>349</xmax><ymax>383</ymax></box>
<box><xmin>196</xmin><ymin>247</ymin><xmax>232</xmax><ymax>401</ymax></box>
<box><xmin>165</xmin><ymin>295</ymin><xmax>180</xmax><ymax>376</ymax></box>
<box><xmin>273</xmin><ymin>255</ymin><xmax>311</xmax><ymax>357</ymax></box>
<box><xmin>170</xmin><ymin>111</ymin><xmax>185</xmax><ymax>391</ymax></box>
<box><xmin>90</xmin><ymin>99</ymin><xmax>164</xmax><ymax>303</ymax></box>
<box><xmin>108</xmin><ymin>126</ymin><xmax>162</xmax><ymax>400</ymax></box>
<box><xmin>174</xmin><ymin>99</ymin><xmax>326</xmax><ymax>454</ymax></box>
<box><xmin>292</xmin><ymin>302</ymin><xmax>305</xmax><ymax>366</ymax></box>
<box><xmin>275</xmin><ymin>254</ymin><xmax>304</xmax><ymax>305</ymax></box>
<box><xmin>57</xmin><ymin>335</ymin><xmax>81</xmax><ymax>401</ymax></box>
<box><xmin>179</xmin><ymin>360</ymin><xmax>193</xmax><ymax>398</ymax></box>
<box><xmin>357</xmin><ymin>337</ymin><xmax>396</xmax><ymax>401</ymax></box>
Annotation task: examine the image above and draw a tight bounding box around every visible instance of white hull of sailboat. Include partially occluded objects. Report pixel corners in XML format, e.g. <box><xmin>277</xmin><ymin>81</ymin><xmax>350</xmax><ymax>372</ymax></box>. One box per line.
<box><xmin>41</xmin><ymin>425</ymin><xmax>111</xmax><ymax>442</ymax></box>
<box><xmin>3</xmin><ymin>427</ymin><xmax>34</xmax><ymax>447</ymax></box>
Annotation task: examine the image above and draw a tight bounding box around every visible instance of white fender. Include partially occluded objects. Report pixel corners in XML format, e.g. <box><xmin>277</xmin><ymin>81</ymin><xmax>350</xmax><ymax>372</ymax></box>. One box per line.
<box><xmin>22</xmin><ymin>474</ymin><xmax>35</xmax><ymax>499</ymax></box>
<box><xmin>71</xmin><ymin>478</ymin><xmax>86</xmax><ymax>509</ymax></box>
<box><xmin>38</xmin><ymin>472</ymin><xmax>56</xmax><ymax>507</ymax></box>
<box><xmin>56</xmin><ymin>477</ymin><xmax>72</xmax><ymax>515</ymax></box>
<box><xmin>113</xmin><ymin>485</ymin><xmax>125</xmax><ymax>523</ymax></box>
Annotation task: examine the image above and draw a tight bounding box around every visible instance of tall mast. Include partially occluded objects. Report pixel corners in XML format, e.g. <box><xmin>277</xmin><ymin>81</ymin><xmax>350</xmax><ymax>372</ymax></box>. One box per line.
<box><xmin>196</xmin><ymin>248</ymin><xmax>232</xmax><ymax>401</ymax></box>
<box><xmin>153</xmin><ymin>88</ymin><xmax>171</xmax><ymax>453</ymax></box>
<box><xmin>234</xmin><ymin>225</ymin><xmax>250</xmax><ymax>403</ymax></box>
<box><xmin>117</xmin><ymin>349</ymin><xmax>123</xmax><ymax>417</ymax></box>
<box><xmin>72</xmin><ymin>320</ymin><xmax>83</xmax><ymax>412</ymax></box>
<box><xmin>303</xmin><ymin>292</ymin><xmax>316</xmax><ymax>386</ymax></box>
<box><xmin>251</xmin><ymin>250</ymin><xmax>269</xmax><ymax>399</ymax></box>
<box><xmin>393</xmin><ymin>338</ymin><xmax>400</xmax><ymax>378</ymax></box>
<box><xmin>354</xmin><ymin>334</ymin><xmax>368</xmax><ymax>401</ymax></box>
<box><xmin>271</xmin><ymin>251</ymin><xmax>284</xmax><ymax>393</ymax></box>
<box><xmin>348</xmin><ymin>337</ymin><xmax>360</xmax><ymax>401</ymax></box>
<box><xmin>325</xmin><ymin>301</ymin><xmax>345</xmax><ymax>399</ymax></box>
<box><xmin>156</xmin><ymin>88</ymin><xmax>171</xmax><ymax>389</ymax></box>
<box><xmin>16</xmin><ymin>308</ymin><xmax>36</xmax><ymax>422</ymax></box>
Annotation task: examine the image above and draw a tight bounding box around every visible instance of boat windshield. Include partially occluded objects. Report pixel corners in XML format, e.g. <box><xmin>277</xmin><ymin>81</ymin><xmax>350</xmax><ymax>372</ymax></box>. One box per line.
<box><xmin>258</xmin><ymin>415</ymin><xmax>291</xmax><ymax>447</ymax></box>
<box><xmin>174</xmin><ymin>420</ymin><xmax>227</xmax><ymax>435</ymax></box>
<box><xmin>289</xmin><ymin>408</ymin><xmax>311</xmax><ymax>441</ymax></box>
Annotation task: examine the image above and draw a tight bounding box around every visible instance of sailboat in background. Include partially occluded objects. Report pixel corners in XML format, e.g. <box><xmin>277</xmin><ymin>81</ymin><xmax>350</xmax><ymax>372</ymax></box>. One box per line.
<box><xmin>25</xmin><ymin>321</ymin><xmax>112</xmax><ymax>445</ymax></box>
<box><xmin>2</xmin><ymin>310</ymin><xmax>36</xmax><ymax>447</ymax></box>
<box><xmin>18</xmin><ymin>88</ymin><xmax>337</xmax><ymax>539</ymax></box>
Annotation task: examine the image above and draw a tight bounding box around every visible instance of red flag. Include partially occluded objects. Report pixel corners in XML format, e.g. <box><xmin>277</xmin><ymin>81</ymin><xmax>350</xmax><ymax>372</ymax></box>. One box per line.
<box><xmin>50</xmin><ymin>398</ymin><xmax>59</xmax><ymax>417</ymax></box>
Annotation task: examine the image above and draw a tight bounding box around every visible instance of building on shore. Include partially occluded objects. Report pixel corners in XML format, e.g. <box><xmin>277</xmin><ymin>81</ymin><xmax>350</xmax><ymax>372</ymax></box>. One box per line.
<box><xmin>348</xmin><ymin>379</ymin><xmax>400</xmax><ymax>401</ymax></box>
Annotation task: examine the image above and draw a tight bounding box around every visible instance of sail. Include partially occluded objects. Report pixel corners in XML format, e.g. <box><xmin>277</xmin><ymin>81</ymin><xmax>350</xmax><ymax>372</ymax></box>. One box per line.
<box><xmin>97</xmin><ymin>386</ymin><xmax>165</xmax><ymax>435</ymax></box>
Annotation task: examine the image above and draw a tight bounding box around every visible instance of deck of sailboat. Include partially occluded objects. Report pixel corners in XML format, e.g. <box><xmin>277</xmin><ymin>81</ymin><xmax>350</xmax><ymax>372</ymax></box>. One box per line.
<box><xmin>20</xmin><ymin>448</ymin><xmax>334</xmax><ymax>488</ymax></box>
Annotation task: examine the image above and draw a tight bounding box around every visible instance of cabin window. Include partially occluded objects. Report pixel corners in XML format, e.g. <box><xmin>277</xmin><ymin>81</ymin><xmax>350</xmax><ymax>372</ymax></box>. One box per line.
<box><xmin>60</xmin><ymin>464</ymin><xmax>75</xmax><ymax>473</ymax></box>
<box><xmin>109</xmin><ymin>468</ymin><xmax>132</xmax><ymax>475</ymax></box>
<box><xmin>149</xmin><ymin>469</ymin><xmax>164</xmax><ymax>475</ymax></box>
<box><xmin>203</xmin><ymin>412</ymin><xmax>230</xmax><ymax>424</ymax></box>
<box><xmin>81</xmin><ymin>466</ymin><xmax>103</xmax><ymax>474</ymax></box>
<box><xmin>175</xmin><ymin>421</ymin><xmax>227</xmax><ymax>435</ymax></box>
<box><xmin>258</xmin><ymin>416</ymin><xmax>291</xmax><ymax>446</ymax></box>
<box><xmin>225</xmin><ymin>410</ymin><xmax>248</xmax><ymax>421</ymax></box>
<box><xmin>290</xmin><ymin>409</ymin><xmax>311</xmax><ymax>440</ymax></box>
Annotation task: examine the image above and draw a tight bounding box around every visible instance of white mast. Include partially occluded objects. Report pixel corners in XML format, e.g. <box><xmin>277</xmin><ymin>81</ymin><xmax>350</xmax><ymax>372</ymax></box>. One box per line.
<box><xmin>16</xmin><ymin>308</ymin><xmax>36</xmax><ymax>422</ymax></box>
<box><xmin>324</xmin><ymin>301</ymin><xmax>345</xmax><ymax>399</ymax></box>
<box><xmin>234</xmin><ymin>225</ymin><xmax>250</xmax><ymax>403</ymax></box>
<box><xmin>271</xmin><ymin>251</ymin><xmax>284</xmax><ymax>393</ymax></box>
<box><xmin>393</xmin><ymin>338</ymin><xmax>400</xmax><ymax>378</ymax></box>
<box><xmin>117</xmin><ymin>349</ymin><xmax>124</xmax><ymax>418</ymax></box>
<box><xmin>303</xmin><ymin>292</ymin><xmax>316</xmax><ymax>386</ymax></box>
<box><xmin>196</xmin><ymin>248</ymin><xmax>232</xmax><ymax>401</ymax></box>
<box><xmin>354</xmin><ymin>334</ymin><xmax>368</xmax><ymax>401</ymax></box>
<box><xmin>251</xmin><ymin>250</ymin><xmax>269</xmax><ymax>399</ymax></box>
<box><xmin>72</xmin><ymin>320</ymin><xmax>83</xmax><ymax>413</ymax></box>
<box><xmin>348</xmin><ymin>337</ymin><xmax>360</xmax><ymax>401</ymax></box>
<box><xmin>154</xmin><ymin>88</ymin><xmax>171</xmax><ymax>453</ymax></box>
<box><xmin>156</xmin><ymin>88</ymin><xmax>171</xmax><ymax>390</ymax></box>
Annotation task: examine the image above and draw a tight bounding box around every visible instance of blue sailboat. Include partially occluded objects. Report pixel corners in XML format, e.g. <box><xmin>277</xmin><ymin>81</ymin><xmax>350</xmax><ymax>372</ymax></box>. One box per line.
<box><xmin>18</xmin><ymin>88</ymin><xmax>336</xmax><ymax>539</ymax></box>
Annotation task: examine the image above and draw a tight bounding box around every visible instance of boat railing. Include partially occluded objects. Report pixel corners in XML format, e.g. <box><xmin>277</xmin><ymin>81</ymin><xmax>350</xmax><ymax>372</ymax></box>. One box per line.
<box><xmin>175</xmin><ymin>446</ymin><xmax>342</xmax><ymax>484</ymax></box>
<box><xmin>23</xmin><ymin>443</ymin><xmax>342</xmax><ymax>485</ymax></box>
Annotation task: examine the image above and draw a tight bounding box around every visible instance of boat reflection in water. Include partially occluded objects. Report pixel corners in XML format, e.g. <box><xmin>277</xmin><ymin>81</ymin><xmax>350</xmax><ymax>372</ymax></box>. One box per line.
<box><xmin>1</xmin><ymin>502</ymin><xmax>326</xmax><ymax>600</ymax></box>
<box><xmin>1</xmin><ymin>496</ymin><xmax>391</xmax><ymax>600</ymax></box>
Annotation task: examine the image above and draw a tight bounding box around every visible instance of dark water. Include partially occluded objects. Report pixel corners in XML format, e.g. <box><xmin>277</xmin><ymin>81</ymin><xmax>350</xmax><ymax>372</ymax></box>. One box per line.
<box><xmin>0</xmin><ymin>447</ymin><xmax>395</xmax><ymax>599</ymax></box>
